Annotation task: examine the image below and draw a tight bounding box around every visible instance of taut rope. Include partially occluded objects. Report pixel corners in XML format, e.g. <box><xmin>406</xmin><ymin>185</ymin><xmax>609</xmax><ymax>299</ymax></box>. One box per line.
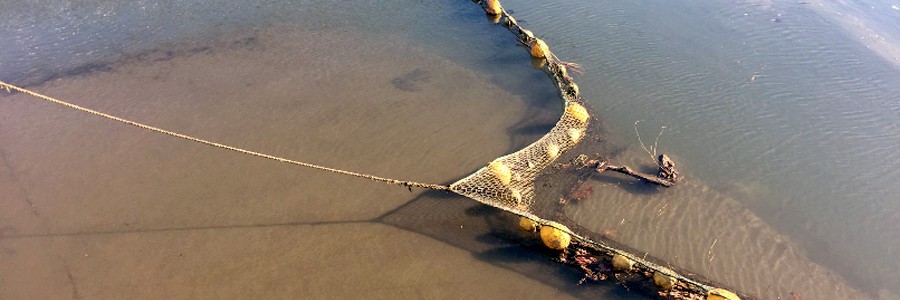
<box><xmin>0</xmin><ymin>80</ymin><xmax>450</xmax><ymax>191</ymax></box>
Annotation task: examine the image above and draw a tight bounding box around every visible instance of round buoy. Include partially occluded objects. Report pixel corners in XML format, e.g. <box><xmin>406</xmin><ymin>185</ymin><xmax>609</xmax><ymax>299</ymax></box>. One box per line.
<box><xmin>489</xmin><ymin>161</ymin><xmax>512</xmax><ymax>185</ymax></box>
<box><xmin>540</xmin><ymin>225</ymin><xmax>571</xmax><ymax>250</ymax></box>
<box><xmin>565</xmin><ymin>103</ymin><xmax>589</xmax><ymax>123</ymax></box>
<box><xmin>546</xmin><ymin>144</ymin><xmax>560</xmax><ymax>160</ymax></box>
<box><xmin>486</xmin><ymin>13</ymin><xmax>501</xmax><ymax>24</ymax></box>
<box><xmin>567</xmin><ymin>128</ymin><xmax>584</xmax><ymax>144</ymax></box>
<box><xmin>611</xmin><ymin>254</ymin><xmax>634</xmax><ymax>271</ymax></box>
<box><xmin>653</xmin><ymin>271</ymin><xmax>677</xmax><ymax>290</ymax></box>
<box><xmin>485</xmin><ymin>0</ymin><xmax>502</xmax><ymax>15</ymax></box>
<box><xmin>530</xmin><ymin>56</ymin><xmax>546</xmax><ymax>69</ymax></box>
<box><xmin>707</xmin><ymin>288</ymin><xmax>741</xmax><ymax>300</ymax></box>
<box><xmin>518</xmin><ymin>217</ymin><xmax>538</xmax><ymax>232</ymax></box>
<box><xmin>530</xmin><ymin>38</ymin><xmax>549</xmax><ymax>58</ymax></box>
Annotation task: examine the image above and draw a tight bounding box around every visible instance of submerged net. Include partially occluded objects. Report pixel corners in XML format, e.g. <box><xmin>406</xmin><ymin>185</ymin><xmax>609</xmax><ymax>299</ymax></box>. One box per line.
<box><xmin>0</xmin><ymin>1</ymin><xmax>750</xmax><ymax>299</ymax></box>
<box><xmin>449</xmin><ymin>1</ymin><xmax>748</xmax><ymax>299</ymax></box>
<box><xmin>450</xmin><ymin>0</ymin><xmax>594</xmax><ymax>230</ymax></box>
<box><xmin>449</xmin><ymin>95</ymin><xmax>586</xmax><ymax>218</ymax></box>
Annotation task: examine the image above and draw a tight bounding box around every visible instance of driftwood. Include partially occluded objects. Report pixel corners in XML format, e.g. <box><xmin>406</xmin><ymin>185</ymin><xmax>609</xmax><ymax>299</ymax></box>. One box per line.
<box><xmin>588</xmin><ymin>154</ymin><xmax>679</xmax><ymax>187</ymax></box>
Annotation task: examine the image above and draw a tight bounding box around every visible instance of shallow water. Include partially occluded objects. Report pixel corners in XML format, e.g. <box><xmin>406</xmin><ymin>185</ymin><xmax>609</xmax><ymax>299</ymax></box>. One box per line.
<box><xmin>0</xmin><ymin>1</ymin><xmax>575</xmax><ymax>298</ymax></box>
<box><xmin>502</xmin><ymin>0</ymin><xmax>900</xmax><ymax>298</ymax></box>
<box><xmin>2</xmin><ymin>0</ymin><xmax>900</xmax><ymax>299</ymax></box>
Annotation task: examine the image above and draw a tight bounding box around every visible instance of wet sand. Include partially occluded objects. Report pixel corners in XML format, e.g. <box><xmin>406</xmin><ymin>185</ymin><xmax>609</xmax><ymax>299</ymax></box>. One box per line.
<box><xmin>1</xmin><ymin>4</ymin><xmax>884</xmax><ymax>300</ymax></box>
<box><xmin>0</xmin><ymin>25</ymin><xmax>579</xmax><ymax>299</ymax></box>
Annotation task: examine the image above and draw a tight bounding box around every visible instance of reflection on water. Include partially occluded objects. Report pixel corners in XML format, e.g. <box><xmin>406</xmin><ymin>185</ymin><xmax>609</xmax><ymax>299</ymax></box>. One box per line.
<box><xmin>2</xmin><ymin>0</ymin><xmax>900</xmax><ymax>299</ymax></box>
<box><xmin>806</xmin><ymin>0</ymin><xmax>900</xmax><ymax>68</ymax></box>
<box><xmin>503</xmin><ymin>0</ymin><xmax>900</xmax><ymax>298</ymax></box>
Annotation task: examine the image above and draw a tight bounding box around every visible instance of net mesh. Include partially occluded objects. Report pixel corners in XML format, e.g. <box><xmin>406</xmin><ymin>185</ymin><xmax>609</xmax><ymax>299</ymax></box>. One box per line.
<box><xmin>449</xmin><ymin>100</ymin><xmax>587</xmax><ymax>216</ymax></box>
<box><xmin>0</xmin><ymin>1</ymin><xmax>750</xmax><ymax>298</ymax></box>
<box><xmin>453</xmin><ymin>1</ymin><xmax>749</xmax><ymax>299</ymax></box>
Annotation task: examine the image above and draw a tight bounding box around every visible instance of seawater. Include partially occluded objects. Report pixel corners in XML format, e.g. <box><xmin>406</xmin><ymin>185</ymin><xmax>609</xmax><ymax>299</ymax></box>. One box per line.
<box><xmin>501</xmin><ymin>0</ymin><xmax>900</xmax><ymax>298</ymax></box>
<box><xmin>2</xmin><ymin>0</ymin><xmax>899</xmax><ymax>299</ymax></box>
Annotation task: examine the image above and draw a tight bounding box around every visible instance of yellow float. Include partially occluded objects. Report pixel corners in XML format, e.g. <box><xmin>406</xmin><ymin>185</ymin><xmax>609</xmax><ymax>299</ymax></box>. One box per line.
<box><xmin>653</xmin><ymin>271</ymin><xmax>677</xmax><ymax>290</ymax></box>
<box><xmin>530</xmin><ymin>38</ymin><xmax>549</xmax><ymax>58</ymax></box>
<box><xmin>518</xmin><ymin>217</ymin><xmax>538</xmax><ymax>232</ymax></box>
<box><xmin>611</xmin><ymin>254</ymin><xmax>635</xmax><ymax>271</ymax></box>
<box><xmin>546</xmin><ymin>144</ymin><xmax>560</xmax><ymax>160</ymax></box>
<box><xmin>540</xmin><ymin>225</ymin><xmax>571</xmax><ymax>250</ymax></box>
<box><xmin>489</xmin><ymin>161</ymin><xmax>512</xmax><ymax>185</ymax></box>
<box><xmin>565</xmin><ymin>103</ymin><xmax>589</xmax><ymax>123</ymax></box>
<box><xmin>707</xmin><ymin>288</ymin><xmax>741</xmax><ymax>300</ymax></box>
<box><xmin>485</xmin><ymin>0</ymin><xmax>502</xmax><ymax>15</ymax></box>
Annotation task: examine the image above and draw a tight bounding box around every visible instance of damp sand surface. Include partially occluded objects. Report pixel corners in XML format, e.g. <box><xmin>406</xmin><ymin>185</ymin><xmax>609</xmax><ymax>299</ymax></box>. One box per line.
<box><xmin>0</xmin><ymin>25</ymin><xmax>584</xmax><ymax>299</ymax></box>
<box><xmin>3</xmin><ymin>0</ymin><xmax>897</xmax><ymax>299</ymax></box>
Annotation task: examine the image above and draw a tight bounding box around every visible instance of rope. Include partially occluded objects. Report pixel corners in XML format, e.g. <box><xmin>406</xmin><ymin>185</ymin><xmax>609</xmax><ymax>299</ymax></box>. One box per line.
<box><xmin>477</xmin><ymin>1</ymin><xmax>722</xmax><ymax>295</ymax></box>
<box><xmin>0</xmin><ymin>80</ymin><xmax>450</xmax><ymax>191</ymax></box>
<box><xmin>5</xmin><ymin>4</ymin><xmax>729</xmax><ymax>295</ymax></box>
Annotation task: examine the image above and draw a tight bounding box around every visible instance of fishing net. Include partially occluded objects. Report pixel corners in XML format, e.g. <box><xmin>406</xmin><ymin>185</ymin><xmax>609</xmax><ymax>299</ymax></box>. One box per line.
<box><xmin>443</xmin><ymin>2</ymin><xmax>748</xmax><ymax>299</ymax></box>
<box><xmin>0</xmin><ymin>0</ymin><xmax>750</xmax><ymax>299</ymax></box>
<box><xmin>449</xmin><ymin>97</ymin><xmax>587</xmax><ymax>218</ymax></box>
